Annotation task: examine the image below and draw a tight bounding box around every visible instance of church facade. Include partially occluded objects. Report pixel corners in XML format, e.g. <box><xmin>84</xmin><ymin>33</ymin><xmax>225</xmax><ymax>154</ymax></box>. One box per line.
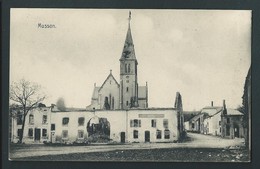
<box><xmin>86</xmin><ymin>15</ymin><xmax>148</xmax><ymax>110</ymax></box>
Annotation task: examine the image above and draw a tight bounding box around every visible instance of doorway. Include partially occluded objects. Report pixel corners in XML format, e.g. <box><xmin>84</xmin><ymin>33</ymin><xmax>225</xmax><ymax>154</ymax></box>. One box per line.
<box><xmin>145</xmin><ymin>131</ymin><xmax>150</xmax><ymax>142</ymax></box>
<box><xmin>34</xmin><ymin>128</ymin><xmax>41</xmax><ymax>141</ymax></box>
<box><xmin>234</xmin><ymin>125</ymin><xmax>239</xmax><ymax>138</ymax></box>
<box><xmin>120</xmin><ymin>132</ymin><xmax>125</xmax><ymax>143</ymax></box>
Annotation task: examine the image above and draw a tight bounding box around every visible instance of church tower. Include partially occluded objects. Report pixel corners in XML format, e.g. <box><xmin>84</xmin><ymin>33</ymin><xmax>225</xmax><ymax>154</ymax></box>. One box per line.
<box><xmin>120</xmin><ymin>11</ymin><xmax>139</xmax><ymax>109</ymax></box>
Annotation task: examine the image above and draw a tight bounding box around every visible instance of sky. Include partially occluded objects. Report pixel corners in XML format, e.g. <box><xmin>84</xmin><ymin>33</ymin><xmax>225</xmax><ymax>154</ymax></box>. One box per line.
<box><xmin>10</xmin><ymin>9</ymin><xmax>251</xmax><ymax>110</ymax></box>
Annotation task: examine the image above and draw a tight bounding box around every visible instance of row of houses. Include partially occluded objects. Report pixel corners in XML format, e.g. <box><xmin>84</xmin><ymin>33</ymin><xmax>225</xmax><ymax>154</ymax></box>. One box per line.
<box><xmin>10</xmin><ymin>94</ymin><xmax>184</xmax><ymax>144</ymax></box>
<box><xmin>184</xmin><ymin>100</ymin><xmax>244</xmax><ymax>139</ymax></box>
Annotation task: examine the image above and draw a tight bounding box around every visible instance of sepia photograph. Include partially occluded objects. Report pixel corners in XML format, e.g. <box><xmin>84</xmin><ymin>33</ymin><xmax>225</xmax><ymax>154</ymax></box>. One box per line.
<box><xmin>8</xmin><ymin>9</ymin><xmax>251</xmax><ymax>162</ymax></box>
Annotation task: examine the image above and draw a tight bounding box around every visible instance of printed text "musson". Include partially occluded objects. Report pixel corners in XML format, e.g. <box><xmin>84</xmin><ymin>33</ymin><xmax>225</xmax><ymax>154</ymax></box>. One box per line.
<box><xmin>38</xmin><ymin>23</ymin><xmax>56</xmax><ymax>28</ymax></box>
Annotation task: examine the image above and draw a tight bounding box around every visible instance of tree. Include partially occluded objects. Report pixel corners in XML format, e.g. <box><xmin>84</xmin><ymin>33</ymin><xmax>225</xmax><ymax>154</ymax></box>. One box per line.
<box><xmin>56</xmin><ymin>97</ymin><xmax>66</xmax><ymax>111</ymax></box>
<box><xmin>238</xmin><ymin>66</ymin><xmax>251</xmax><ymax>148</ymax></box>
<box><xmin>9</xmin><ymin>79</ymin><xmax>46</xmax><ymax>143</ymax></box>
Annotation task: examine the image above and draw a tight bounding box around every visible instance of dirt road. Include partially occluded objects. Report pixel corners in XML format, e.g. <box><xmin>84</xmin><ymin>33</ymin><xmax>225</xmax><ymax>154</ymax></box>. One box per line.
<box><xmin>9</xmin><ymin>133</ymin><xmax>245</xmax><ymax>159</ymax></box>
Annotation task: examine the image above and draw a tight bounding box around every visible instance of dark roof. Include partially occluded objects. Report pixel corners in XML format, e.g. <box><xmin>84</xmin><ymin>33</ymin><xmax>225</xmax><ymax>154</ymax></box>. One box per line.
<box><xmin>120</xmin><ymin>23</ymin><xmax>137</xmax><ymax>61</ymax></box>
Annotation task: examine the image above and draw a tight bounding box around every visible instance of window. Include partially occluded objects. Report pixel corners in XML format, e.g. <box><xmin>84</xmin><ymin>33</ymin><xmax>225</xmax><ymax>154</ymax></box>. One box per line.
<box><xmin>42</xmin><ymin>115</ymin><xmax>47</xmax><ymax>124</ymax></box>
<box><xmin>17</xmin><ymin>113</ymin><xmax>23</xmax><ymax>125</ymax></box>
<box><xmin>133</xmin><ymin>130</ymin><xmax>138</xmax><ymax>139</ymax></box>
<box><xmin>220</xmin><ymin>127</ymin><xmax>221</xmax><ymax>133</ymax></box>
<box><xmin>78</xmin><ymin>130</ymin><xmax>84</xmax><ymax>139</ymax></box>
<box><xmin>126</xmin><ymin>101</ymin><xmax>129</xmax><ymax>106</ymax></box>
<box><xmin>62</xmin><ymin>117</ymin><xmax>69</xmax><ymax>126</ymax></box>
<box><xmin>28</xmin><ymin>128</ymin><xmax>33</xmax><ymax>137</ymax></box>
<box><xmin>62</xmin><ymin>130</ymin><xmax>68</xmax><ymax>139</ymax></box>
<box><xmin>126</xmin><ymin>87</ymin><xmax>129</xmax><ymax>92</ymax></box>
<box><xmin>125</xmin><ymin>64</ymin><xmax>127</xmax><ymax>73</ymax></box>
<box><xmin>163</xmin><ymin>119</ymin><xmax>169</xmax><ymax>128</ymax></box>
<box><xmin>42</xmin><ymin>129</ymin><xmax>47</xmax><ymax>137</ymax></box>
<box><xmin>151</xmin><ymin>119</ymin><xmax>156</xmax><ymax>127</ymax></box>
<box><xmin>78</xmin><ymin>117</ymin><xmax>85</xmax><ymax>126</ymax></box>
<box><xmin>130</xmin><ymin>119</ymin><xmax>141</xmax><ymax>127</ymax></box>
<box><xmin>128</xmin><ymin>64</ymin><xmax>131</xmax><ymax>73</ymax></box>
<box><xmin>29</xmin><ymin>114</ymin><xmax>34</xmax><ymax>124</ymax></box>
<box><xmin>219</xmin><ymin>121</ymin><xmax>221</xmax><ymax>126</ymax></box>
<box><xmin>51</xmin><ymin>124</ymin><xmax>55</xmax><ymax>131</ymax></box>
<box><xmin>112</xmin><ymin>97</ymin><xmax>114</xmax><ymax>110</ymax></box>
<box><xmin>164</xmin><ymin>129</ymin><xmax>170</xmax><ymax>139</ymax></box>
<box><xmin>227</xmin><ymin>118</ymin><xmax>230</xmax><ymax>124</ymax></box>
<box><xmin>156</xmin><ymin>130</ymin><xmax>162</xmax><ymax>139</ymax></box>
<box><xmin>192</xmin><ymin>123</ymin><xmax>195</xmax><ymax>129</ymax></box>
<box><xmin>17</xmin><ymin>129</ymin><xmax>23</xmax><ymax>137</ymax></box>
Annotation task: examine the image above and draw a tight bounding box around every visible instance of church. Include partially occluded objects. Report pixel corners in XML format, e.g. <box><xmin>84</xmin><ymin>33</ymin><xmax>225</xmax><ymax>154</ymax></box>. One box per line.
<box><xmin>86</xmin><ymin>12</ymin><xmax>148</xmax><ymax>110</ymax></box>
<box><xmin>10</xmin><ymin>12</ymin><xmax>184</xmax><ymax>144</ymax></box>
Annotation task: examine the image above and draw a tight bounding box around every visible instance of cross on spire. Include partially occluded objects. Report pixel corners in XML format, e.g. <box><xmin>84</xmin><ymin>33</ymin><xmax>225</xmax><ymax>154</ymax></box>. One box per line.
<box><xmin>128</xmin><ymin>11</ymin><xmax>131</xmax><ymax>27</ymax></box>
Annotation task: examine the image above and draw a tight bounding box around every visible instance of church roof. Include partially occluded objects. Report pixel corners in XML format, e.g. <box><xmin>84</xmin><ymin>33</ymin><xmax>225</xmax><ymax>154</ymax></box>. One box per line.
<box><xmin>138</xmin><ymin>86</ymin><xmax>147</xmax><ymax>99</ymax></box>
<box><xmin>98</xmin><ymin>71</ymin><xmax>120</xmax><ymax>92</ymax></box>
<box><xmin>120</xmin><ymin>15</ymin><xmax>136</xmax><ymax>61</ymax></box>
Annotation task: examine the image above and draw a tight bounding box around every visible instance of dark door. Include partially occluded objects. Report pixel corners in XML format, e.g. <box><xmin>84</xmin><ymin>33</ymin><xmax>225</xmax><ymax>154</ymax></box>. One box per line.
<box><xmin>120</xmin><ymin>132</ymin><xmax>125</xmax><ymax>143</ymax></box>
<box><xmin>145</xmin><ymin>131</ymin><xmax>150</xmax><ymax>142</ymax></box>
<box><xmin>35</xmin><ymin>128</ymin><xmax>41</xmax><ymax>141</ymax></box>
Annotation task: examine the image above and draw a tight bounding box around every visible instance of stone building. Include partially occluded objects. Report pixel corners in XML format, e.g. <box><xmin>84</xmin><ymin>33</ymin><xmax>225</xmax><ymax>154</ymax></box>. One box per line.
<box><xmin>11</xmin><ymin>106</ymin><xmax>52</xmax><ymax>143</ymax></box>
<box><xmin>86</xmin><ymin>12</ymin><xmax>148</xmax><ymax>110</ymax></box>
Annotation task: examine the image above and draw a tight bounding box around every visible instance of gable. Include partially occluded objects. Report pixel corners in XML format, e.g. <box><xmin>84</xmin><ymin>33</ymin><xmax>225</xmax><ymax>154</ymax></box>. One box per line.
<box><xmin>98</xmin><ymin>74</ymin><xmax>120</xmax><ymax>92</ymax></box>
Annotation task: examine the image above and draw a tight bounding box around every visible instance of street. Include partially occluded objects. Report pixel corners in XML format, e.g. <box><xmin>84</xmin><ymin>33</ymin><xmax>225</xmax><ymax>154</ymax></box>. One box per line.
<box><xmin>9</xmin><ymin>132</ymin><xmax>246</xmax><ymax>160</ymax></box>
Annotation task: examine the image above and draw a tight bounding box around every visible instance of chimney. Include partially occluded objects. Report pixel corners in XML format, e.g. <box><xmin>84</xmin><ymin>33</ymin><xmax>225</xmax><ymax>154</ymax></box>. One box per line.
<box><xmin>211</xmin><ymin>101</ymin><xmax>213</xmax><ymax>107</ymax></box>
<box><xmin>223</xmin><ymin>99</ymin><xmax>226</xmax><ymax>109</ymax></box>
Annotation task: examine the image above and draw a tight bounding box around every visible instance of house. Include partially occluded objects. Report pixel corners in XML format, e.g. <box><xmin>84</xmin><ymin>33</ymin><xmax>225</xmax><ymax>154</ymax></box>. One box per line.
<box><xmin>10</xmin><ymin>106</ymin><xmax>52</xmax><ymax>143</ymax></box>
<box><xmin>221</xmin><ymin>108</ymin><xmax>244</xmax><ymax>139</ymax></box>
<box><xmin>202</xmin><ymin>100</ymin><xmax>244</xmax><ymax>139</ymax></box>
<box><xmin>11</xmin><ymin>92</ymin><xmax>184</xmax><ymax>144</ymax></box>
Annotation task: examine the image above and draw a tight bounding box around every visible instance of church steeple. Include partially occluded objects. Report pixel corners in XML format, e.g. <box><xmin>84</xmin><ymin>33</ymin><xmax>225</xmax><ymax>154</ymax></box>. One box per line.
<box><xmin>119</xmin><ymin>11</ymin><xmax>139</xmax><ymax>109</ymax></box>
<box><xmin>120</xmin><ymin>11</ymin><xmax>136</xmax><ymax>60</ymax></box>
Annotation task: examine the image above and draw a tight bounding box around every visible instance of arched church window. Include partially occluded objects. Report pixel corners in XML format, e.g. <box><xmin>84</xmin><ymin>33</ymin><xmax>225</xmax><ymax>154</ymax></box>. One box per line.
<box><xmin>126</xmin><ymin>101</ymin><xmax>129</xmax><ymax>106</ymax></box>
<box><xmin>112</xmin><ymin>97</ymin><xmax>114</xmax><ymax>110</ymax></box>
<box><xmin>126</xmin><ymin>87</ymin><xmax>129</xmax><ymax>92</ymax></box>
<box><xmin>128</xmin><ymin>64</ymin><xmax>131</xmax><ymax>73</ymax></box>
<box><xmin>125</xmin><ymin>64</ymin><xmax>127</xmax><ymax>73</ymax></box>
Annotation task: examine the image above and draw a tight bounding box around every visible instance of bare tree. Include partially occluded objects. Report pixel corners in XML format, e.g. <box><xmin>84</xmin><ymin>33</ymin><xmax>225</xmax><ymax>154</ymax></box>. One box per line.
<box><xmin>9</xmin><ymin>79</ymin><xmax>46</xmax><ymax>143</ymax></box>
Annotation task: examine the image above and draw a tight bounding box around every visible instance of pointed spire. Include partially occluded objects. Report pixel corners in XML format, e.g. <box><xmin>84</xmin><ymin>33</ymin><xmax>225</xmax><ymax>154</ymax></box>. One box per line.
<box><xmin>120</xmin><ymin>11</ymin><xmax>136</xmax><ymax>60</ymax></box>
